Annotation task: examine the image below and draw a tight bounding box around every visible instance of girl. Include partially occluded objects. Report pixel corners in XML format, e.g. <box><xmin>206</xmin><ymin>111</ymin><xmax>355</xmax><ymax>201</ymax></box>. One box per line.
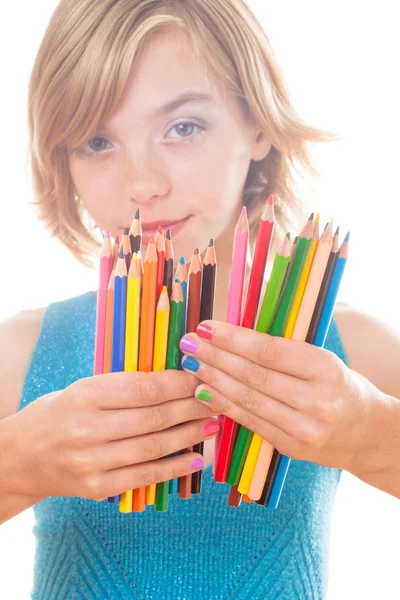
<box><xmin>1</xmin><ymin>0</ymin><xmax>399</xmax><ymax>598</ymax></box>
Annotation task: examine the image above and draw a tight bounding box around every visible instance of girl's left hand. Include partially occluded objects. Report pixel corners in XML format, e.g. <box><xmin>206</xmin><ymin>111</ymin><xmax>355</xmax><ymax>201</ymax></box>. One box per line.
<box><xmin>179</xmin><ymin>320</ymin><xmax>387</xmax><ymax>474</ymax></box>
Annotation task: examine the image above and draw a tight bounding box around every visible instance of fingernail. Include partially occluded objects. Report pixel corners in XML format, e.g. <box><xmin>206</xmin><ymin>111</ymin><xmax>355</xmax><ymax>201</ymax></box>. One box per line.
<box><xmin>191</xmin><ymin>458</ymin><xmax>204</xmax><ymax>470</ymax></box>
<box><xmin>203</xmin><ymin>420</ymin><xmax>220</xmax><ymax>437</ymax></box>
<box><xmin>182</xmin><ymin>356</ymin><xmax>200</xmax><ymax>373</ymax></box>
<box><xmin>179</xmin><ymin>336</ymin><xmax>199</xmax><ymax>354</ymax></box>
<box><xmin>196</xmin><ymin>323</ymin><xmax>213</xmax><ymax>341</ymax></box>
<box><xmin>197</xmin><ymin>389</ymin><xmax>212</xmax><ymax>402</ymax></box>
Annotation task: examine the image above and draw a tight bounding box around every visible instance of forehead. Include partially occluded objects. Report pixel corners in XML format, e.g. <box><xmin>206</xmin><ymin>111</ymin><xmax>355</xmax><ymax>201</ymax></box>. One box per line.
<box><xmin>106</xmin><ymin>29</ymin><xmax>229</xmax><ymax>123</ymax></box>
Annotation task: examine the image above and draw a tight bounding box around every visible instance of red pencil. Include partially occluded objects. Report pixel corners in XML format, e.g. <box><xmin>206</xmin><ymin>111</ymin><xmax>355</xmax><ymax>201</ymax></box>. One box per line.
<box><xmin>241</xmin><ymin>195</ymin><xmax>275</xmax><ymax>329</ymax></box>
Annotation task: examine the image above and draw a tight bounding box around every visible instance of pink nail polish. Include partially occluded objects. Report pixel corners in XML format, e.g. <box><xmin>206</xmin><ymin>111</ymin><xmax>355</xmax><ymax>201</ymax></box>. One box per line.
<box><xmin>197</xmin><ymin>323</ymin><xmax>213</xmax><ymax>341</ymax></box>
<box><xmin>203</xmin><ymin>420</ymin><xmax>220</xmax><ymax>437</ymax></box>
<box><xmin>179</xmin><ymin>336</ymin><xmax>199</xmax><ymax>353</ymax></box>
<box><xmin>191</xmin><ymin>458</ymin><xmax>204</xmax><ymax>470</ymax></box>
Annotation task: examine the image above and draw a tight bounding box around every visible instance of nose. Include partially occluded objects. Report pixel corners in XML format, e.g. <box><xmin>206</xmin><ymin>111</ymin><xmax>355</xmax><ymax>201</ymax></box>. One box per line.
<box><xmin>122</xmin><ymin>145</ymin><xmax>170</xmax><ymax>206</ymax></box>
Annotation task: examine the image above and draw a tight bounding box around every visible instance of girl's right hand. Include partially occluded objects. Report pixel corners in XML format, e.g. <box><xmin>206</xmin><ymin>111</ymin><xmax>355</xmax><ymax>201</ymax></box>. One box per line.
<box><xmin>6</xmin><ymin>370</ymin><xmax>217</xmax><ymax>502</ymax></box>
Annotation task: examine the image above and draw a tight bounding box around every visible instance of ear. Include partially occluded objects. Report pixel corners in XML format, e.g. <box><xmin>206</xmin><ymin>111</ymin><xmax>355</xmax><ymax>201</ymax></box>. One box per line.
<box><xmin>251</xmin><ymin>130</ymin><xmax>272</xmax><ymax>162</ymax></box>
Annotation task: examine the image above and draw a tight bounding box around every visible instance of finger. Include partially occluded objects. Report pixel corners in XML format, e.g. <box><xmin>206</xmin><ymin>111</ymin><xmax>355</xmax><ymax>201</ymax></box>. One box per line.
<box><xmin>181</xmin><ymin>354</ymin><xmax>314</xmax><ymax>440</ymax></box>
<box><xmin>97</xmin><ymin>452</ymin><xmax>207</xmax><ymax>500</ymax></box>
<box><xmin>79</xmin><ymin>370</ymin><xmax>199</xmax><ymax>409</ymax></box>
<box><xmin>179</xmin><ymin>335</ymin><xmax>310</xmax><ymax>411</ymax></box>
<box><xmin>96</xmin><ymin>417</ymin><xmax>220</xmax><ymax>470</ymax></box>
<box><xmin>193</xmin><ymin>384</ymin><xmax>301</xmax><ymax>458</ymax></box>
<box><xmin>98</xmin><ymin>397</ymin><xmax>215</xmax><ymax>441</ymax></box>
<box><xmin>192</xmin><ymin>320</ymin><xmax>327</xmax><ymax>380</ymax></box>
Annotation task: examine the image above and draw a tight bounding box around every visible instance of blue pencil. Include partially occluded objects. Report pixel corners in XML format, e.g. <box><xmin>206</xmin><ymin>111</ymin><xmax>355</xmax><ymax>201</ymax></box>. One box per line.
<box><xmin>266</xmin><ymin>232</ymin><xmax>349</xmax><ymax>510</ymax></box>
<box><xmin>108</xmin><ymin>247</ymin><xmax>127</xmax><ymax>504</ymax></box>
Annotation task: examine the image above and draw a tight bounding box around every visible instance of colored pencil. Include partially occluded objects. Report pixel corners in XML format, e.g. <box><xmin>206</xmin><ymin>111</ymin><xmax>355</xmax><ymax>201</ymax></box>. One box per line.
<box><xmin>214</xmin><ymin>207</ymin><xmax>249</xmax><ymax>483</ymax></box>
<box><xmin>163</xmin><ymin>229</ymin><xmax>174</xmax><ymax>298</ymax></box>
<box><xmin>313</xmin><ymin>232</ymin><xmax>349</xmax><ymax>347</ymax></box>
<box><xmin>122</xmin><ymin>228</ymin><xmax>132</xmax><ymax>272</ymax></box>
<box><xmin>176</xmin><ymin>256</ymin><xmax>188</xmax><ymax>371</ymax></box>
<box><xmin>233</xmin><ymin>235</ymin><xmax>291</xmax><ymax>496</ymax></box>
<box><xmin>155</xmin><ymin>226</ymin><xmax>166</xmax><ymax>301</ymax></box>
<box><xmin>108</xmin><ymin>247</ymin><xmax>127</xmax><ymax>504</ymax></box>
<box><xmin>94</xmin><ymin>231</ymin><xmax>113</xmax><ymax>376</ymax></box>
<box><xmin>152</xmin><ymin>287</ymin><xmax>171</xmax><ymax>512</ymax></box>
<box><xmin>112</xmin><ymin>235</ymin><xmax>120</xmax><ymax>268</ymax></box>
<box><xmin>292</xmin><ymin>221</ymin><xmax>333</xmax><ymax>341</ymax></box>
<box><xmin>179</xmin><ymin>249</ymin><xmax>202</xmax><ymax>499</ymax></box>
<box><xmin>192</xmin><ymin>239</ymin><xmax>217</xmax><ymax>494</ymax></box>
<box><xmin>306</xmin><ymin>227</ymin><xmax>340</xmax><ymax>343</ymax></box>
<box><xmin>103</xmin><ymin>268</ymin><xmax>115</xmax><ymax>375</ymax></box>
<box><xmin>129</xmin><ymin>208</ymin><xmax>142</xmax><ymax>254</ymax></box>
<box><xmin>124</xmin><ymin>253</ymin><xmax>141</xmax><ymax>372</ymax></box>
<box><xmin>284</xmin><ymin>214</ymin><xmax>320</xmax><ymax>338</ymax></box>
<box><xmin>241</xmin><ymin>194</ymin><xmax>275</xmax><ymax>329</ymax></box>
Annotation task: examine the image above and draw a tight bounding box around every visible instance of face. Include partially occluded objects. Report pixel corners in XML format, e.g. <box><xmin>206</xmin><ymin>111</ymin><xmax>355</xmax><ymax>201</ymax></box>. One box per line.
<box><xmin>68</xmin><ymin>29</ymin><xmax>270</xmax><ymax>260</ymax></box>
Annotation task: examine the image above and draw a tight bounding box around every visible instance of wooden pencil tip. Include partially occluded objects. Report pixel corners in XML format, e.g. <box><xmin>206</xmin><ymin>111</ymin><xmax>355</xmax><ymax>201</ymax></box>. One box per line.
<box><xmin>267</xmin><ymin>194</ymin><xmax>274</xmax><ymax>205</ymax></box>
<box><xmin>308</xmin><ymin>212</ymin><xmax>314</xmax><ymax>221</ymax></box>
<box><xmin>285</xmin><ymin>232</ymin><xmax>290</xmax><ymax>239</ymax></box>
<box><xmin>135</xmin><ymin>208</ymin><xmax>140</xmax><ymax>219</ymax></box>
<box><xmin>118</xmin><ymin>246</ymin><xmax>124</xmax><ymax>258</ymax></box>
<box><xmin>194</xmin><ymin>248</ymin><xmax>199</xmax><ymax>255</ymax></box>
<box><xmin>179</xmin><ymin>256</ymin><xmax>185</xmax><ymax>264</ymax></box>
<box><xmin>149</xmin><ymin>235</ymin><xmax>155</xmax><ymax>244</ymax></box>
<box><xmin>161</xmin><ymin>285</ymin><xmax>168</xmax><ymax>294</ymax></box>
<box><xmin>105</xmin><ymin>230</ymin><xmax>110</xmax><ymax>238</ymax></box>
<box><xmin>344</xmin><ymin>231</ymin><xmax>350</xmax><ymax>241</ymax></box>
<box><xmin>334</xmin><ymin>226</ymin><xmax>340</xmax><ymax>236</ymax></box>
<box><xmin>240</xmin><ymin>206</ymin><xmax>247</xmax><ymax>215</ymax></box>
<box><xmin>157</xmin><ymin>225</ymin><xmax>163</xmax><ymax>234</ymax></box>
<box><xmin>209</xmin><ymin>239</ymin><xmax>214</xmax><ymax>247</ymax></box>
<box><xmin>115</xmin><ymin>236</ymin><xmax>120</xmax><ymax>244</ymax></box>
<box><xmin>166</xmin><ymin>229</ymin><xmax>172</xmax><ymax>240</ymax></box>
<box><xmin>314</xmin><ymin>213</ymin><xmax>320</xmax><ymax>223</ymax></box>
<box><xmin>123</xmin><ymin>228</ymin><xmax>129</xmax><ymax>235</ymax></box>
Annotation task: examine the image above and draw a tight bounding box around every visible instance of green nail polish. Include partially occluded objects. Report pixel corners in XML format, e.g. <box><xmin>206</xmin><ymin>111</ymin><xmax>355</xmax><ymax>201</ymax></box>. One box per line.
<box><xmin>197</xmin><ymin>389</ymin><xmax>212</xmax><ymax>402</ymax></box>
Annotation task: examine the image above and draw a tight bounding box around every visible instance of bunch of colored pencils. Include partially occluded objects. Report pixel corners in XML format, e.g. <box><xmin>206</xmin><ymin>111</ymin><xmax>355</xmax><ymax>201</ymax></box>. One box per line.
<box><xmin>93</xmin><ymin>210</ymin><xmax>217</xmax><ymax>513</ymax></box>
<box><xmin>94</xmin><ymin>195</ymin><xmax>349</xmax><ymax>514</ymax></box>
<box><xmin>213</xmin><ymin>197</ymin><xmax>349</xmax><ymax>511</ymax></box>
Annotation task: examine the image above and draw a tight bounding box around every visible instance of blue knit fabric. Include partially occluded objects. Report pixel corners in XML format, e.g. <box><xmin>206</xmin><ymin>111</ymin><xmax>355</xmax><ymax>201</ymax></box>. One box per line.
<box><xmin>19</xmin><ymin>291</ymin><xmax>348</xmax><ymax>600</ymax></box>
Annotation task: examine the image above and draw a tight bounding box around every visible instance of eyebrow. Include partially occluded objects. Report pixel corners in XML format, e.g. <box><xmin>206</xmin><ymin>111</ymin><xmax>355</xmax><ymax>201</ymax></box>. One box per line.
<box><xmin>151</xmin><ymin>91</ymin><xmax>216</xmax><ymax>117</ymax></box>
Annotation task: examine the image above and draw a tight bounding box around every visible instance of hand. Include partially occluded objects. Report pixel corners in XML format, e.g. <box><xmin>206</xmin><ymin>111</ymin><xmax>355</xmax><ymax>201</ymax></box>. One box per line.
<box><xmin>180</xmin><ymin>320</ymin><xmax>386</xmax><ymax>474</ymax></box>
<box><xmin>6</xmin><ymin>370</ymin><xmax>218</xmax><ymax>502</ymax></box>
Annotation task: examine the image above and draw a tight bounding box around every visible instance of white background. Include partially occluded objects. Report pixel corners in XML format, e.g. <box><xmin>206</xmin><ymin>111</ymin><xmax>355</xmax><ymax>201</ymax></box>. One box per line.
<box><xmin>0</xmin><ymin>1</ymin><xmax>399</xmax><ymax>598</ymax></box>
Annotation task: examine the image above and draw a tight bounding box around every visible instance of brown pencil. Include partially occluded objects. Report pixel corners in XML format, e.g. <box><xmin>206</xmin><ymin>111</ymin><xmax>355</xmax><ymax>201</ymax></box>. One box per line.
<box><xmin>178</xmin><ymin>248</ymin><xmax>203</xmax><ymax>500</ymax></box>
<box><xmin>129</xmin><ymin>208</ymin><xmax>142</xmax><ymax>254</ymax></box>
<box><xmin>163</xmin><ymin>229</ymin><xmax>174</xmax><ymax>298</ymax></box>
<box><xmin>192</xmin><ymin>240</ymin><xmax>217</xmax><ymax>494</ymax></box>
<box><xmin>122</xmin><ymin>228</ymin><xmax>132</xmax><ymax>272</ymax></box>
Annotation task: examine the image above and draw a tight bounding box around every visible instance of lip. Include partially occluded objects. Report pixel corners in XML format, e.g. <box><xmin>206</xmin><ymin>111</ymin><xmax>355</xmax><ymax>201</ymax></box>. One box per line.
<box><xmin>122</xmin><ymin>215</ymin><xmax>192</xmax><ymax>243</ymax></box>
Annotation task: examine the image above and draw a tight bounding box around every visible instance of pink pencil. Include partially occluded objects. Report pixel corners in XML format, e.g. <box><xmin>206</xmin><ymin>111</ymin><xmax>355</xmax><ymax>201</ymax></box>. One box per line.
<box><xmin>214</xmin><ymin>207</ymin><xmax>249</xmax><ymax>482</ymax></box>
<box><xmin>94</xmin><ymin>231</ymin><xmax>114</xmax><ymax>375</ymax></box>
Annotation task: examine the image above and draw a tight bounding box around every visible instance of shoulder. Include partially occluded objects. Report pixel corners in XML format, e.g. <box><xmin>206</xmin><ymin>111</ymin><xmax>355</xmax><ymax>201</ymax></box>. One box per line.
<box><xmin>334</xmin><ymin>301</ymin><xmax>400</xmax><ymax>398</ymax></box>
<box><xmin>0</xmin><ymin>307</ymin><xmax>46</xmax><ymax>419</ymax></box>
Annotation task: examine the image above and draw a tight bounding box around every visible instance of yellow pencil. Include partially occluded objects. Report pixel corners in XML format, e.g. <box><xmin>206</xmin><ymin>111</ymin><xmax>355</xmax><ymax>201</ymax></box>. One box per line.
<box><xmin>119</xmin><ymin>254</ymin><xmax>142</xmax><ymax>514</ymax></box>
<box><xmin>124</xmin><ymin>253</ymin><xmax>142</xmax><ymax>372</ymax></box>
<box><xmin>283</xmin><ymin>214</ymin><xmax>320</xmax><ymax>339</ymax></box>
<box><xmin>143</xmin><ymin>287</ymin><xmax>170</xmax><ymax>507</ymax></box>
<box><xmin>237</xmin><ymin>434</ymin><xmax>264</xmax><ymax>495</ymax></box>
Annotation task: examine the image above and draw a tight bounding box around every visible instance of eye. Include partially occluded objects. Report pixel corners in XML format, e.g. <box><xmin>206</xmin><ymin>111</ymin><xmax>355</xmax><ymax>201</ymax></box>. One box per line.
<box><xmin>87</xmin><ymin>137</ymin><xmax>112</xmax><ymax>152</ymax></box>
<box><xmin>167</xmin><ymin>120</ymin><xmax>205</xmax><ymax>140</ymax></box>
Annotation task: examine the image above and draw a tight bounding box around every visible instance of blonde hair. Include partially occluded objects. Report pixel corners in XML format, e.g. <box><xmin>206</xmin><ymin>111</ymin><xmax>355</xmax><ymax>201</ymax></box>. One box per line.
<box><xmin>28</xmin><ymin>0</ymin><xmax>336</xmax><ymax>266</ymax></box>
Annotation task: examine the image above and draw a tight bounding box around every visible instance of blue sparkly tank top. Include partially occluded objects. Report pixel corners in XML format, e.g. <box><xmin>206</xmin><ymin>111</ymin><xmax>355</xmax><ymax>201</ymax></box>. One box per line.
<box><xmin>19</xmin><ymin>291</ymin><xmax>348</xmax><ymax>599</ymax></box>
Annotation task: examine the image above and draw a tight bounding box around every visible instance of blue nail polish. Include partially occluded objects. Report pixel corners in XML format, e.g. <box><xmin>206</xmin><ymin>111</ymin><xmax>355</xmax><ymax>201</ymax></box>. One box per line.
<box><xmin>182</xmin><ymin>355</ymin><xmax>201</xmax><ymax>373</ymax></box>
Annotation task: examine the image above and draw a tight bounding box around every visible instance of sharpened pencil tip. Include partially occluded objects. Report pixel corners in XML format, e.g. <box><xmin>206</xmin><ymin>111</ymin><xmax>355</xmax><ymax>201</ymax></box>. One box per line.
<box><xmin>149</xmin><ymin>235</ymin><xmax>155</xmax><ymax>244</ymax></box>
<box><xmin>285</xmin><ymin>232</ymin><xmax>290</xmax><ymax>239</ymax></box>
<box><xmin>208</xmin><ymin>239</ymin><xmax>214</xmax><ymax>247</ymax></box>
<box><xmin>344</xmin><ymin>231</ymin><xmax>350</xmax><ymax>241</ymax></box>
<box><xmin>308</xmin><ymin>212</ymin><xmax>314</xmax><ymax>220</ymax></box>
<box><xmin>179</xmin><ymin>256</ymin><xmax>185</xmax><ymax>264</ymax></box>
<box><xmin>157</xmin><ymin>225</ymin><xmax>163</xmax><ymax>234</ymax></box>
<box><xmin>105</xmin><ymin>230</ymin><xmax>110</xmax><ymax>238</ymax></box>
<box><xmin>135</xmin><ymin>208</ymin><xmax>140</xmax><ymax>219</ymax></box>
<box><xmin>334</xmin><ymin>226</ymin><xmax>340</xmax><ymax>236</ymax></box>
<box><xmin>123</xmin><ymin>228</ymin><xmax>129</xmax><ymax>235</ymax></box>
<box><xmin>194</xmin><ymin>248</ymin><xmax>199</xmax><ymax>255</ymax></box>
<box><xmin>114</xmin><ymin>236</ymin><xmax>120</xmax><ymax>244</ymax></box>
<box><xmin>118</xmin><ymin>246</ymin><xmax>124</xmax><ymax>258</ymax></box>
<box><xmin>166</xmin><ymin>229</ymin><xmax>172</xmax><ymax>240</ymax></box>
<box><xmin>240</xmin><ymin>206</ymin><xmax>247</xmax><ymax>215</ymax></box>
<box><xmin>267</xmin><ymin>194</ymin><xmax>274</xmax><ymax>205</ymax></box>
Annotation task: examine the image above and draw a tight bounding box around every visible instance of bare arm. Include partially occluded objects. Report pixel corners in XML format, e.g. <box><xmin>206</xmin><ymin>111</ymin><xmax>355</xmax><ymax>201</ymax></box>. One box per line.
<box><xmin>335</xmin><ymin>302</ymin><xmax>400</xmax><ymax>497</ymax></box>
<box><xmin>0</xmin><ymin>308</ymin><xmax>45</xmax><ymax>523</ymax></box>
